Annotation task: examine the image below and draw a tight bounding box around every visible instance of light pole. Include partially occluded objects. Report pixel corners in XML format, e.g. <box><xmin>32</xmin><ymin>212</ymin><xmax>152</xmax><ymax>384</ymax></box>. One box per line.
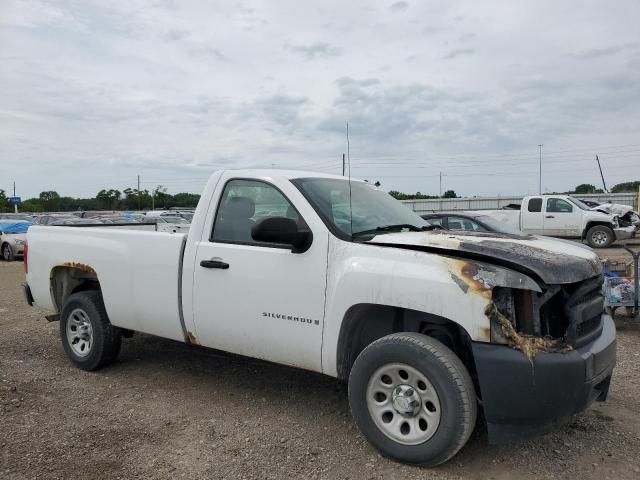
<box><xmin>538</xmin><ymin>144</ymin><xmax>543</xmax><ymax>194</ymax></box>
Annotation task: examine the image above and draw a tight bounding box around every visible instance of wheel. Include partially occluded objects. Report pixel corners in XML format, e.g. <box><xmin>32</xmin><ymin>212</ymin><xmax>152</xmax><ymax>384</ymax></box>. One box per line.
<box><xmin>1</xmin><ymin>243</ymin><xmax>15</xmax><ymax>261</ymax></box>
<box><xmin>59</xmin><ymin>291</ymin><xmax>122</xmax><ymax>371</ymax></box>
<box><xmin>586</xmin><ymin>225</ymin><xmax>614</xmax><ymax>248</ymax></box>
<box><xmin>348</xmin><ymin>333</ymin><xmax>477</xmax><ymax>466</ymax></box>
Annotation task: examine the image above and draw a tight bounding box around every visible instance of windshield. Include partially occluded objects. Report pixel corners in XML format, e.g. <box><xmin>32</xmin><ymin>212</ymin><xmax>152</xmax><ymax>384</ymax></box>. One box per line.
<box><xmin>292</xmin><ymin>178</ymin><xmax>427</xmax><ymax>237</ymax></box>
<box><xmin>472</xmin><ymin>215</ymin><xmax>523</xmax><ymax>235</ymax></box>
<box><xmin>567</xmin><ymin>197</ymin><xmax>591</xmax><ymax>211</ymax></box>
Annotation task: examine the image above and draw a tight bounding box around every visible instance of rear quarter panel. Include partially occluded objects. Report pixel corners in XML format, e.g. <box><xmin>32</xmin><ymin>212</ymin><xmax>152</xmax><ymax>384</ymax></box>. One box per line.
<box><xmin>27</xmin><ymin>226</ymin><xmax>186</xmax><ymax>341</ymax></box>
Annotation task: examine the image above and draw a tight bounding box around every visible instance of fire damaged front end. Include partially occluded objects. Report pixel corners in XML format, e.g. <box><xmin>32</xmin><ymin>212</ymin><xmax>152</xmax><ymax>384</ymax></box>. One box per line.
<box><xmin>476</xmin><ymin>275</ymin><xmax>616</xmax><ymax>443</ymax></box>
<box><xmin>368</xmin><ymin>231</ymin><xmax>617</xmax><ymax>443</ymax></box>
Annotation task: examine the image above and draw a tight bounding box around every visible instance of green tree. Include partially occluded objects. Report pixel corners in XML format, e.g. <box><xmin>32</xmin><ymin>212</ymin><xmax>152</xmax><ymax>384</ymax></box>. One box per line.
<box><xmin>39</xmin><ymin>191</ymin><xmax>61</xmax><ymax>211</ymax></box>
<box><xmin>573</xmin><ymin>184</ymin><xmax>598</xmax><ymax>194</ymax></box>
<box><xmin>21</xmin><ymin>198</ymin><xmax>44</xmax><ymax>212</ymax></box>
<box><xmin>173</xmin><ymin>193</ymin><xmax>200</xmax><ymax>208</ymax></box>
<box><xmin>0</xmin><ymin>189</ymin><xmax>9</xmax><ymax>212</ymax></box>
<box><xmin>96</xmin><ymin>189</ymin><xmax>121</xmax><ymax>210</ymax></box>
<box><xmin>388</xmin><ymin>191</ymin><xmax>439</xmax><ymax>200</ymax></box>
<box><xmin>153</xmin><ymin>185</ymin><xmax>171</xmax><ymax>209</ymax></box>
<box><xmin>611</xmin><ymin>181</ymin><xmax>640</xmax><ymax>193</ymax></box>
<box><xmin>442</xmin><ymin>190</ymin><xmax>457</xmax><ymax>198</ymax></box>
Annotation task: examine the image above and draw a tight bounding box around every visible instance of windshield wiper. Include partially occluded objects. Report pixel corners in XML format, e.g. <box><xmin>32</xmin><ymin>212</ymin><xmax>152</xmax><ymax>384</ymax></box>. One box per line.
<box><xmin>352</xmin><ymin>224</ymin><xmax>434</xmax><ymax>237</ymax></box>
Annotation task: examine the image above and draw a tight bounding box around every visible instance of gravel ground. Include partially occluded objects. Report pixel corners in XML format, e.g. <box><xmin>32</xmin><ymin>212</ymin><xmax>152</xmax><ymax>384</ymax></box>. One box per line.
<box><xmin>2</xmin><ymin>260</ymin><xmax>640</xmax><ymax>479</ymax></box>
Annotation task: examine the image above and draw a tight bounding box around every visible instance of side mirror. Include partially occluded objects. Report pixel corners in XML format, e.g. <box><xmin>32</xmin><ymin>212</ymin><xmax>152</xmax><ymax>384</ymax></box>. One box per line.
<box><xmin>251</xmin><ymin>217</ymin><xmax>313</xmax><ymax>253</ymax></box>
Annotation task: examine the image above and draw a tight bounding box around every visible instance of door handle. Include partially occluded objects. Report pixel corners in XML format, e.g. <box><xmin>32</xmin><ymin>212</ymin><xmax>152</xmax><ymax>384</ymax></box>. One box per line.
<box><xmin>545</xmin><ymin>215</ymin><xmax>555</xmax><ymax>219</ymax></box>
<box><xmin>200</xmin><ymin>259</ymin><xmax>229</xmax><ymax>269</ymax></box>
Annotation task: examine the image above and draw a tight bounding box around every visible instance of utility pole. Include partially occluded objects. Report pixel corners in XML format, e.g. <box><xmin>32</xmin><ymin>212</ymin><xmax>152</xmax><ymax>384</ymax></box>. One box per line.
<box><xmin>439</xmin><ymin>172</ymin><xmax>442</xmax><ymax>197</ymax></box>
<box><xmin>538</xmin><ymin>144</ymin><xmax>543</xmax><ymax>194</ymax></box>
<box><xmin>13</xmin><ymin>181</ymin><xmax>17</xmax><ymax>213</ymax></box>
<box><xmin>342</xmin><ymin>153</ymin><xmax>346</xmax><ymax>176</ymax></box>
<box><xmin>137</xmin><ymin>175</ymin><xmax>141</xmax><ymax>210</ymax></box>
<box><xmin>596</xmin><ymin>154</ymin><xmax>608</xmax><ymax>193</ymax></box>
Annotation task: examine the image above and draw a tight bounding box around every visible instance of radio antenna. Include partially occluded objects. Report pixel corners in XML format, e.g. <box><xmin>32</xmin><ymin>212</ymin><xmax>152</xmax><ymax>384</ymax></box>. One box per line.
<box><xmin>347</xmin><ymin>121</ymin><xmax>353</xmax><ymax>236</ymax></box>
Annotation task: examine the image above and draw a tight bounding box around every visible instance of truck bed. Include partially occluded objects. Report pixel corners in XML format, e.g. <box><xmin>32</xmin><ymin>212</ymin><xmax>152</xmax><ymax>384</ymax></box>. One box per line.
<box><xmin>27</xmin><ymin>226</ymin><xmax>187</xmax><ymax>341</ymax></box>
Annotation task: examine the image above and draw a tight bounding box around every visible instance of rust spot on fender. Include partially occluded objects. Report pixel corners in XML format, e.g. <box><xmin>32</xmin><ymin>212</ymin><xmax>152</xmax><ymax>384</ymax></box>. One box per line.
<box><xmin>447</xmin><ymin>259</ymin><xmax>493</xmax><ymax>298</ymax></box>
<box><xmin>62</xmin><ymin>262</ymin><xmax>96</xmax><ymax>275</ymax></box>
<box><xmin>186</xmin><ymin>331</ymin><xmax>199</xmax><ymax>345</ymax></box>
<box><xmin>484</xmin><ymin>302</ymin><xmax>571</xmax><ymax>362</ymax></box>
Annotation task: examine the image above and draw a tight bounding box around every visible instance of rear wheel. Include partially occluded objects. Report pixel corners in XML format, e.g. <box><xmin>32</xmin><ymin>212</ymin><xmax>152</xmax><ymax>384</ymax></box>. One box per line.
<box><xmin>348</xmin><ymin>333</ymin><xmax>477</xmax><ymax>466</ymax></box>
<box><xmin>586</xmin><ymin>225</ymin><xmax>614</xmax><ymax>248</ymax></box>
<box><xmin>1</xmin><ymin>243</ymin><xmax>15</xmax><ymax>261</ymax></box>
<box><xmin>60</xmin><ymin>291</ymin><xmax>122</xmax><ymax>371</ymax></box>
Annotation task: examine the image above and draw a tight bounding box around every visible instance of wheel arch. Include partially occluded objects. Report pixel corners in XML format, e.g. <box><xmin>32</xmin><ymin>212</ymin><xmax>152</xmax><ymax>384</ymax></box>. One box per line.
<box><xmin>336</xmin><ymin>304</ymin><xmax>476</xmax><ymax>383</ymax></box>
<box><xmin>50</xmin><ymin>264</ymin><xmax>101</xmax><ymax>313</ymax></box>
<box><xmin>582</xmin><ymin>221</ymin><xmax>613</xmax><ymax>240</ymax></box>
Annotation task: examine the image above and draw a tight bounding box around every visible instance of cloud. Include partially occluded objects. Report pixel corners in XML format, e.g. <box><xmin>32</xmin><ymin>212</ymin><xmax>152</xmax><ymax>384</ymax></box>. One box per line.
<box><xmin>443</xmin><ymin>48</ymin><xmax>475</xmax><ymax>60</ymax></box>
<box><xmin>390</xmin><ymin>1</ymin><xmax>409</xmax><ymax>12</ymax></box>
<box><xmin>570</xmin><ymin>43</ymin><xmax>638</xmax><ymax>59</ymax></box>
<box><xmin>287</xmin><ymin>42</ymin><xmax>342</xmax><ymax>60</ymax></box>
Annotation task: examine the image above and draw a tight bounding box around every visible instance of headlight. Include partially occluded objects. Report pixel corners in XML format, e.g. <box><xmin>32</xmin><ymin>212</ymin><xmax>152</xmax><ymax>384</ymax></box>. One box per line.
<box><xmin>14</xmin><ymin>239</ymin><xmax>24</xmax><ymax>246</ymax></box>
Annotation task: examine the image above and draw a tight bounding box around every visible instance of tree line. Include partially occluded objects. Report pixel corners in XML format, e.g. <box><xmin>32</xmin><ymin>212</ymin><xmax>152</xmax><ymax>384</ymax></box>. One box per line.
<box><xmin>1</xmin><ymin>180</ymin><xmax>638</xmax><ymax>213</ymax></box>
<box><xmin>0</xmin><ymin>186</ymin><xmax>200</xmax><ymax>213</ymax></box>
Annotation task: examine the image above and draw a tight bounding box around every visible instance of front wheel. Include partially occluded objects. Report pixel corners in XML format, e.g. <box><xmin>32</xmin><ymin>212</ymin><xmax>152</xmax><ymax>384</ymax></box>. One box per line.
<box><xmin>348</xmin><ymin>333</ymin><xmax>477</xmax><ymax>466</ymax></box>
<box><xmin>1</xmin><ymin>243</ymin><xmax>15</xmax><ymax>261</ymax></box>
<box><xmin>60</xmin><ymin>291</ymin><xmax>122</xmax><ymax>371</ymax></box>
<box><xmin>586</xmin><ymin>225</ymin><xmax>614</xmax><ymax>248</ymax></box>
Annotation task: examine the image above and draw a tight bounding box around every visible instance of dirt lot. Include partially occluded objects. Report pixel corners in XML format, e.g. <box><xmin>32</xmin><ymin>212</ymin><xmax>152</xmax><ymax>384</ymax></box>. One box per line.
<box><xmin>2</xmin><ymin>260</ymin><xmax>640</xmax><ymax>480</ymax></box>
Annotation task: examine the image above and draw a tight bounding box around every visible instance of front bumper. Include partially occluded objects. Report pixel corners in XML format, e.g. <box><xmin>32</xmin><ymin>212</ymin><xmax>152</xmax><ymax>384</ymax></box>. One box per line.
<box><xmin>614</xmin><ymin>226</ymin><xmax>636</xmax><ymax>241</ymax></box>
<box><xmin>472</xmin><ymin>314</ymin><xmax>616</xmax><ymax>443</ymax></box>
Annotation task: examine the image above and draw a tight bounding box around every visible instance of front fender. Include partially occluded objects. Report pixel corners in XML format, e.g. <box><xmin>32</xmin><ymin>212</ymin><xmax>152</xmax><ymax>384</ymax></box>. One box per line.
<box><xmin>321</xmin><ymin>239</ymin><xmax>540</xmax><ymax>376</ymax></box>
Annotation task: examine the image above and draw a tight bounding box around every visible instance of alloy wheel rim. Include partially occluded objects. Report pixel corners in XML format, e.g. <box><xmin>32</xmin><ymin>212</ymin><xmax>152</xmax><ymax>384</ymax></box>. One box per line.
<box><xmin>66</xmin><ymin>308</ymin><xmax>93</xmax><ymax>357</ymax></box>
<box><xmin>366</xmin><ymin>363</ymin><xmax>441</xmax><ymax>445</ymax></box>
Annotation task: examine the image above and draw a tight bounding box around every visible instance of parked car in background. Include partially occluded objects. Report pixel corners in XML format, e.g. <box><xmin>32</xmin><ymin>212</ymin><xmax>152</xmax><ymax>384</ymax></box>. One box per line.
<box><xmin>0</xmin><ymin>214</ymin><xmax>35</xmax><ymax>222</ymax></box>
<box><xmin>33</xmin><ymin>215</ymin><xmax>77</xmax><ymax>225</ymax></box>
<box><xmin>0</xmin><ymin>220</ymin><xmax>31</xmax><ymax>261</ymax></box>
<box><xmin>142</xmin><ymin>215</ymin><xmax>189</xmax><ymax>224</ymax></box>
<box><xmin>481</xmin><ymin>195</ymin><xmax>635</xmax><ymax>248</ymax></box>
<box><xmin>421</xmin><ymin>212</ymin><xmax>522</xmax><ymax>235</ymax></box>
<box><xmin>49</xmin><ymin>218</ymin><xmax>104</xmax><ymax>226</ymax></box>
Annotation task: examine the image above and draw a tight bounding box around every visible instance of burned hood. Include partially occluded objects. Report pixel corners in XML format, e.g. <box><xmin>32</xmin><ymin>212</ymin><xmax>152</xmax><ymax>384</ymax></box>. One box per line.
<box><xmin>365</xmin><ymin>230</ymin><xmax>602</xmax><ymax>285</ymax></box>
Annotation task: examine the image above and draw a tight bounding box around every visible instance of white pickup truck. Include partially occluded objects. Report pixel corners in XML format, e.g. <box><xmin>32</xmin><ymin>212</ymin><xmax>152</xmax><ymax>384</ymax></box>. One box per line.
<box><xmin>23</xmin><ymin>170</ymin><xmax>616</xmax><ymax>466</ymax></box>
<box><xmin>483</xmin><ymin>195</ymin><xmax>636</xmax><ymax>248</ymax></box>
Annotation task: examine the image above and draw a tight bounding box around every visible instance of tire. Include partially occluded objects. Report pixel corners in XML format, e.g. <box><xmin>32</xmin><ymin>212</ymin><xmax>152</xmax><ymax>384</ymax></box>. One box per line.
<box><xmin>59</xmin><ymin>291</ymin><xmax>122</xmax><ymax>371</ymax></box>
<box><xmin>586</xmin><ymin>225</ymin><xmax>614</xmax><ymax>248</ymax></box>
<box><xmin>348</xmin><ymin>332</ymin><xmax>477</xmax><ymax>467</ymax></box>
<box><xmin>2</xmin><ymin>243</ymin><xmax>15</xmax><ymax>261</ymax></box>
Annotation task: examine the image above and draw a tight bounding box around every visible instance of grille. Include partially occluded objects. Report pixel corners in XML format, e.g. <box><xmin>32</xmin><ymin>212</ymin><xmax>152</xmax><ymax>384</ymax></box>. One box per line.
<box><xmin>562</xmin><ymin>275</ymin><xmax>604</xmax><ymax>347</ymax></box>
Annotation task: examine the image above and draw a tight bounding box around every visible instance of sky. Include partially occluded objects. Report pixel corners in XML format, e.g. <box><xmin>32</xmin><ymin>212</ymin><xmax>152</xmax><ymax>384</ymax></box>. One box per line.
<box><xmin>1</xmin><ymin>0</ymin><xmax>639</xmax><ymax>199</ymax></box>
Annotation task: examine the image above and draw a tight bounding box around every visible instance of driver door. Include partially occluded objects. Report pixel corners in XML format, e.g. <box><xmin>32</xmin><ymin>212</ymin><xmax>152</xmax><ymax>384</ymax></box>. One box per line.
<box><xmin>543</xmin><ymin>198</ymin><xmax>581</xmax><ymax>236</ymax></box>
<box><xmin>191</xmin><ymin>178</ymin><xmax>328</xmax><ymax>372</ymax></box>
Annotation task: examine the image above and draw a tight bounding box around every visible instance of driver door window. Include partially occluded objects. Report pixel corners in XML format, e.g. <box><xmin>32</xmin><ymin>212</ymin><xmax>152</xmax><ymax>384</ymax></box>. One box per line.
<box><xmin>211</xmin><ymin>179</ymin><xmax>301</xmax><ymax>245</ymax></box>
<box><xmin>547</xmin><ymin>198</ymin><xmax>573</xmax><ymax>213</ymax></box>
